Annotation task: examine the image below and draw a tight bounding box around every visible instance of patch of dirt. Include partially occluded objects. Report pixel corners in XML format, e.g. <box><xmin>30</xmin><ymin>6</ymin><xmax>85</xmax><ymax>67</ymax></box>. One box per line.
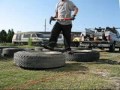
<box><xmin>91</xmin><ymin>69</ymin><xmax>109</xmax><ymax>77</ymax></box>
<box><xmin>109</xmin><ymin>77</ymin><xmax>120</xmax><ymax>90</ymax></box>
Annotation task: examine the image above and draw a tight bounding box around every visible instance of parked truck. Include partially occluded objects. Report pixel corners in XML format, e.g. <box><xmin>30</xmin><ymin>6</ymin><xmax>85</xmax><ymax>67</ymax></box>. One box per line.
<box><xmin>80</xmin><ymin>27</ymin><xmax>120</xmax><ymax>52</ymax></box>
<box><xmin>12</xmin><ymin>32</ymin><xmax>64</xmax><ymax>45</ymax></box>
<box><xmin>12</xmin><ymin>32</ymin><xmax>44</xmax><ymax>45</ymax></box>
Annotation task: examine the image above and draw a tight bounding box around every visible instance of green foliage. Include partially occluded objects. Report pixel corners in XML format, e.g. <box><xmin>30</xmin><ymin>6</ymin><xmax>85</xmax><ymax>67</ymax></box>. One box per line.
<box><xmin>6</xmin><ymin>29</ymin><xmax>14</xmax><ymax>43</ymax></box>
<box><xmin>28</xmin><ymin>37</ymin><xmax>32</xmax><ymax>46</ymax></box>
<box><xmin>0</xmin><ymin>29</ymin><xmax>14</xmax><ymax>43</ymax></box>
<box><xmin>0</xmin><ymin>30</ymin><xmax>7</xmax><ymax>42</ymax></box>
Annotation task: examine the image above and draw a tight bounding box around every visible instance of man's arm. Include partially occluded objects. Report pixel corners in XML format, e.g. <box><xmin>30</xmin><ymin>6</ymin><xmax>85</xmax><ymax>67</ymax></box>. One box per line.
<box><xmin>71</xmin><ymin>6</ymin><xmax>78</xmax><ymax>20</ymax></box>
<box><xmin>54</xmin><ymin>12</ymin><xmax>58</xmax><ymax>18</ymax></box>
<box><xmin>73</xmin><ymin>7</ymin><xmax>79</xmax><ymax>16</ymax></box>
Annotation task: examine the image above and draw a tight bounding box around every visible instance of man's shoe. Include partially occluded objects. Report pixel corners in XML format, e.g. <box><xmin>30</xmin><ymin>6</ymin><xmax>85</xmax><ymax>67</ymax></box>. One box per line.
<box><xmin>64</xmin><ymin>48</ymin><xmax>71</xmax><ymax>51</ymax></box>
<box><xmin>41</xmin><ymin>44</ymin><xmax>54</xmax><ymax>51</ymax></box>
<box><xmin>64</xmin><ymin>48</ymin><xmax>74</xmax><ymax>54</ymax></box>
<box><xmin>66</xmin><ymin>50</ymin><xmax>74</xmax><ymax>54</ymax></box>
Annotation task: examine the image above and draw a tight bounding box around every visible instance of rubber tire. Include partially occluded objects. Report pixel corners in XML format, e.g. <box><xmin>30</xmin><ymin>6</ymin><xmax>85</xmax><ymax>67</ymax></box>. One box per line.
<box><xmin>119</xmin><ymin>48</ymin><xmax>120</xmax><ymax>52</ymax></box>
<box><xmin>2</xmin><ymin>48</ymin><xmax>24</xmax><ymax>57</ymax></box>
<box><xmin>24</xmin><ymin>48</ymin><xmax>34</xmax><ymax>51</ymax></box>
<box><xmin>14</xmin><ymin>51</ymin><xmax>65</xmax><ymax>69</ymax></box>
<box><xmin>71</xmin><ymin>47</ymin><xmax>91</xmax><ymax>50</ymax></box>
<box><xmin>109</xmin><ymin>44</ymin><xmax>115</xmax><ymax>52</ymax></box>
<box><xmin>0</xmin><ymin>49</ymin><xmax>2</xmax><ymax>57</ymax></box>
<box><xmin>64</xmin><ymin>50</ymin><xmax>100</xmax><ymax>62</ymax></box>
<box><xmin>34</xmin><ymin>47</ymin><xmax>43</xmax><ymax>51</ymax></box>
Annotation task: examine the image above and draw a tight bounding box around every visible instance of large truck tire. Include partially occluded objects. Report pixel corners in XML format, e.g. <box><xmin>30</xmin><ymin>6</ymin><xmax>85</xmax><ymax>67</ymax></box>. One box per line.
<box><xmin>0</xmin><ymin>49</ymin><xmax>2</xmax><ymax>57</ymax></box>
<box><xmin>34</xmin><ymin>47</ymin><xmax>43</xmax><ymax>51</ymax></box>
<box><xmin>2</xmin><ymin>48</ymin><xmax>24</xmax><ymax>57</ymax></box>
<box><xmin>14</xmin><ymin>51</ymin><xmax>65</xmax><ymax>69</ymax></box>
<box><xmin>109</xmin><ymin>44</ymin><xmax>115</xmax><ymax>52</ymax></box>
<box><xmin>24</xmin><ymin>48</ymin><xmax>34</xmax><ymax>51</ymax></box>
<box><xmin>64</xmin><ymin>50</ymin><xmax>100</xmax><ymax>62</ymax></box>
<box><xmin>71</xmin><ymin>47</ymin><xmax>91</xmax><ymax>50</ymax></box>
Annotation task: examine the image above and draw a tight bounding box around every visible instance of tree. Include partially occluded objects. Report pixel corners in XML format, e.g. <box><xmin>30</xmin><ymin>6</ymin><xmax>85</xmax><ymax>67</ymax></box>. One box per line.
<box><xmin>0</xmin><ymin>30</ymin><xmax>7</xmax><ymax>42</ymax></box>
<box><xmin>6</xmin><ymin>29</ymin><xmax>14</xmax><ymax>43</ymax></box>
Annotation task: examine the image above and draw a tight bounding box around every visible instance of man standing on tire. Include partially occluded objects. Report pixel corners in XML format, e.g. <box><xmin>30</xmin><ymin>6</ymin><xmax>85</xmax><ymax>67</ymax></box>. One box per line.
<box><xmin>43</xmin><ymin>0</ymin><xmax>78</xmax><ymax>52</ymax></box>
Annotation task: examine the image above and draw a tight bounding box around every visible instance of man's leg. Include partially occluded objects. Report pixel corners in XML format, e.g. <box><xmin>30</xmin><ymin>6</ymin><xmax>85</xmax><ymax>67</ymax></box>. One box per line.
<box><xmin>48</xmin><ymin>22</ymin><xmax>62</xmax><ymax>48</ymax></box>
<box><xmin>62</xmin><ymin>24</ymin><xmax>72</xmax><ymax>51</ymax></box>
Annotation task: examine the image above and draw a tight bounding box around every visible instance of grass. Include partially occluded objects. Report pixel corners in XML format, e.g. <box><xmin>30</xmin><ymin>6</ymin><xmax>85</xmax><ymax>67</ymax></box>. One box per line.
<box><xmin>0</xmin><ymin>43</ymin><xmax>36</xmax><ymax>48</ymax></box>
<box><xmin>0</xmin><ymin>50</ymin><xmax>120</xmax><ymax>89</ymax></box>
<box><xmin>0</xmin><ymin>43</ymin><xmax>16</xmax><ymax>47</ymax></box>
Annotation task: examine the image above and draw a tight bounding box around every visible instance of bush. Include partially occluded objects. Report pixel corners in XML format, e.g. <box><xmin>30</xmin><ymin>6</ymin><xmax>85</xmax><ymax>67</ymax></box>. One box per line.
<box><xmin>28</xmin><ymin>38</ymin><xmax>32</xmax><ymax>46</ymax></box>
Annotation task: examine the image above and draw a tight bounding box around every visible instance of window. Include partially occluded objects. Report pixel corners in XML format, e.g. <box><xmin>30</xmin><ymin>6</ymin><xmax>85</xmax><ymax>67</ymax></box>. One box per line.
<box><xmin>58</xmin><ymin>35</ymin><xmax>62</xmax><ymax>38</ymax></box>
<box><xmin>23</xmin><ymin>34</ymin><xmax>30</xmax><ymax>38</ymax></box>
<box><xmin>16</xmin><ymin>34</ymin><xmax>21</xmax><ymax>40</ymax></box>
<box><xmin>43</xmin><ymin>34</ymin><xmax>51</xmax><ymax>38</ymax></box>
<box><xmin>36</xmin><ymin>34</ymin><xmax>44</xmax><ymax>38</ymax></box>
<box><xmin>105</xmin><ymin>27</ymin><xmax>117</xmax><ymax>34</ymax></box>
<box><xmin>32</xmin><ymin>34</ymin><xmax>36</xmax><ymax>37</ymax></box>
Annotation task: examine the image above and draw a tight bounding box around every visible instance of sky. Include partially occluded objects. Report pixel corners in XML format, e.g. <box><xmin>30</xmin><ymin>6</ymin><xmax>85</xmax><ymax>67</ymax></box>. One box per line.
<box><xmin>0</xmin><ymin>0</ymin><xmax>120</xmax><ymax>33</ymax></box>
<box><xmin>119</xmin><ymin>0</ymin><xmax>120</xmax><ymax>8</ymax></box>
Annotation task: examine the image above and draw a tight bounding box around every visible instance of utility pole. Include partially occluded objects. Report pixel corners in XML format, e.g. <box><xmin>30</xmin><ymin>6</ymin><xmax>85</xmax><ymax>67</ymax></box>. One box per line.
<box><xmin>44</xmin><ymin>19</ymin><xmax>46</xmax><ymax>32</ymax></box>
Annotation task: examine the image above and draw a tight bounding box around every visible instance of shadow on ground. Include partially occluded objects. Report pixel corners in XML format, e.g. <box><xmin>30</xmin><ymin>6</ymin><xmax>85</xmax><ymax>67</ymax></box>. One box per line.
<box><xmin>101</xmin><ymin>49</ymin><xmax>120</xmax><ymax>53</ymax></box>
<box><xmin>47</xmin><ymin>62</ymin><xmax>89</xmax><ymax>73</ymax></box>
<box><xmin>21</xmin><ymin>62</ymin><xmax>89</xmax><ymax>73</ymax></box>
<box><xmin>0</xmin><ymin>57</ymin><xmax>13</xmax><ymax>62</ymax></box>
<box><xmin>96</xmin><ymin>59</ymin><xmax>120</xmax><ymax>65</ymax></box>
<box><xmin>20</xmin><ymin>59</ymin><xmax>120</xmax><ymax>71</ymax></box>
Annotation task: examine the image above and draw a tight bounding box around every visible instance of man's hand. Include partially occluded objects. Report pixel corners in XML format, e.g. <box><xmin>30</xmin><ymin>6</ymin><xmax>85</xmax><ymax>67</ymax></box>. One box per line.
<box><xmin>51</xmin><ymin>16</ymin><xmax>57</xmax><ymax>20</ymax></box>
<box><xmin>49</xmin><ymin>16</ymin><xmax>56</xmax><ymax>24</ymax></box>
<box><xmin>71</xmin><ymin>15</ymin><xmax>76</xmax><ymax>20</ymax></box>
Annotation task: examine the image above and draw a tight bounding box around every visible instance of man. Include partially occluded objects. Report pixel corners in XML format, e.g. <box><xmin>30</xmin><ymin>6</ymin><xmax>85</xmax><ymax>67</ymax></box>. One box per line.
<box><xmin>43</xmin><ymin>0</ymin><xmax>78</xmax><ymax>52</ymax></box>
